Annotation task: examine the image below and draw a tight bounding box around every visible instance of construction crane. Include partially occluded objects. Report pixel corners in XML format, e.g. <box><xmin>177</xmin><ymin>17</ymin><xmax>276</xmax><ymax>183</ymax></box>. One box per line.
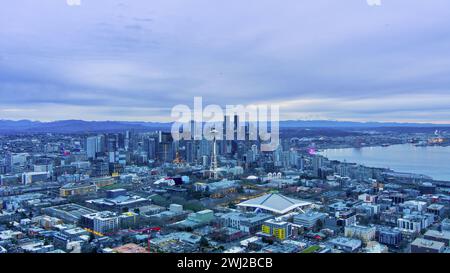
<box><xmin>138</xmin><ymin>227</ymin><xmax>161</xmax><ymax>252</ymax></box>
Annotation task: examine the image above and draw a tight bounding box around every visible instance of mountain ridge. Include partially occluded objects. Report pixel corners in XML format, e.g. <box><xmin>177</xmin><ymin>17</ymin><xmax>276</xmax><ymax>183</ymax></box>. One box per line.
<box><xmin>0</xmin><ymin>119</ymin><xmax>449</xmax><ymax>134</ymax></box>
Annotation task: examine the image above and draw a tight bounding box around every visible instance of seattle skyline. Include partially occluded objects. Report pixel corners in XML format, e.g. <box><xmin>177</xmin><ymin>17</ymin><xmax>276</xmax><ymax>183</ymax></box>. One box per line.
<box><xmin>1</xmin><ymin>0</ymin><xmax>450</xmax><ymax>123</ymax></box>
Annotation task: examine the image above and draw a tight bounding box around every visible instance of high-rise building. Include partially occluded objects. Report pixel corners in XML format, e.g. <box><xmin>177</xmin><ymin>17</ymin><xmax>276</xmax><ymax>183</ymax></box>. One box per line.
<box><xmin>86</xmin><ymin>137</ymin><xmax>98</xmax><ymax>159</ymax></box>
<box><xmin>221</xmin><ymin>115</ymin><xmax>232</xmax><ymax>155</ymax></box>
<box><xmin>209</xmin><ymin>128</ymin><xmax>219</xmax><ymax>179</ymax></box>
<box><xmin>144</xmin><ymin>137</ymin><xmax>157</xmax><ymax>160</ymax></box>
<box><xmin>298</xmin><ymin>155</ymin><xmax>305</xmax><ymax>171</ymax></box>
<box><xmin>158</xmin><ymin>131</ymin><xmax>174</xmax><ymax>162</ymax></box>
<box><xmin>313</xmin><ymin>155</ymin><xmax>324</xmax><ymax>177</ymax></box>
<box><xmin>186</xmin><ymin>140</ymin><xmax>196</xmax><ymax>163</ymax></box>
<box><xmin>96</xmin><ymin>135</ymin><xmax>105</xmax><ymax>153</ymax></box>
<box><xmin>106</xmin><ymin>134</ymin><xmax>118</xmax><ymax>153</ymax></box>
<box><xmin>109</xmin><ymin>149</ymin><xmax>127</xmax><ymax>166</ymax></box>
<box><xmin>124</xmin><ymin>130</ymin><xmax>130</xmax><ymax>151</ymax></box>
<box><xmin>231</xmin><ymin>114</ymin><xmax>240</xmax><ymax>155</ymax></box>
<box><xmin>250</xmin><ymin>144</ymin><xmax>258</xmax><ymax>162</ymax></box>
<box><xmin>273</xmin><ymin>144</ymin><xmax>283</xmax><ymax>167</ymax></box>
<box><xmin>199</xmin><ymin>138</ymin><xmax>210</xmax><ymax>157</ymax></box>
<box><xmin>92</xmin><ymin>160</ymin><xmax>110</xmax><ymax>177</ymax></box>
<box><xmin>86</xmin><ymin>135</ymin><xmax>106</xmax><ymax>159</ymax></box>
<box><xmin>7</xmin><ymin>153</ymin><xmax>28</xmax><ymax>167</ymax></box>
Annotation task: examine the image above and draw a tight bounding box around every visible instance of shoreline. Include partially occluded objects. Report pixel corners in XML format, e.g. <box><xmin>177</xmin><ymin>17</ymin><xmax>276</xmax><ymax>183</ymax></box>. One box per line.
<box><xmin>318</xmin><ymin>143</ymin><xmax>450</xmax><ymax>183</ymax></box>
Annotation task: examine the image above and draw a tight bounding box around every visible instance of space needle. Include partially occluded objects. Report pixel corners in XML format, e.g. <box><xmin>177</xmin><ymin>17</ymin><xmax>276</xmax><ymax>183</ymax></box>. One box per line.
<box><xmin>209</xmin><ymin>127</ymin><xmax>219</xmax><ymax>179</ymax></box>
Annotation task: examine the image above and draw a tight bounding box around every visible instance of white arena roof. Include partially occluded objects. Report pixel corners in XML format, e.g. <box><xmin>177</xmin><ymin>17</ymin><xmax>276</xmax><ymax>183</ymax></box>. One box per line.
<box><xmin>237</xmin><ymin>193</ymin><xmax>312</xmax><ymax>214</ymax></box>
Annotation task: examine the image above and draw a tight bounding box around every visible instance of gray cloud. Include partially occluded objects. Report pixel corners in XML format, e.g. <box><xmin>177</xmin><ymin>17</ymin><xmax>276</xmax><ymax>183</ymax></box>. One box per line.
<box><xmin>1</xmin><ymin>0</ymin><xmax>450</xmax><ymax>122</ymax></box>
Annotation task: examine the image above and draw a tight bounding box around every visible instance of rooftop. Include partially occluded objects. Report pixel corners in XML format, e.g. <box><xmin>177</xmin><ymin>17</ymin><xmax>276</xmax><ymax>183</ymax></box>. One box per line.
<box><xmin>43</xmin><ymin>204</ymin><xmax>97</xmax><ymax>221</ymax></box>
<box><xmin>424</xmin><ymin>230</ymin><xmax>450</xmax><ymax>240</ymax></box>
<box><xmin>237</xmin><ymin>193</ymin><xmax>311</xmax><ymax>214</ymax></box>
<box><xmin>83</xmin><ymin>211</ymin><xmax>118</xmax><ymax>220</ymax></box>
<box><xmin>329</xmin><ymin>237</ymin><xmax>362</xmax><ymax>248</ymax></box>
<box><xmin>113</xmin><ymin>243</ymin><xmax>149</xmax><ymax>253</ymax></box>
<box><xmin>412</xmin><ymin>238</ymin><xmax>445</xmax><ymax>250</ymax></box>
<box><xmin>220</xmin><ymin>212</ymin><xmax>273</xmax><ymax>223</ymax></box>
<box><xmin>294</xmin><ymin>211</ymin><xmax>327</xmax><ymax>221</ymax></box>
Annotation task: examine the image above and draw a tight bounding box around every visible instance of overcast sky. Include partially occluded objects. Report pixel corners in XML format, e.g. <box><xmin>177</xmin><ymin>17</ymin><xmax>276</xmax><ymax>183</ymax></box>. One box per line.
<box><xmin>1</xmin><ymin>0</ymin><xmax>450</xmax><ymax>123</ymax></box>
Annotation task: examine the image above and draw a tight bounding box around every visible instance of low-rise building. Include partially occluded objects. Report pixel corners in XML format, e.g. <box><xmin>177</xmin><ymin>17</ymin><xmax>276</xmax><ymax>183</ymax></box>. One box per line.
<box><xmin>364</xmin><ymin>241</ymin><xmax>388</xmax><ymax>253</ymax></box>
<box><xmin>293</xmin><ymin>211</ymin><xmax>327</xmax><ymax>229</ymax></box>
<box><xmin>60</xmin><ymin>182</ymin><xmax>97</xmax><ymax>197</ymax></box>
<box><xmin>397</xmin><ymin>214</ymin><xmax>432</xmax><ymax>234</ymax></box>
<box><xmin>86</xmin><ymin>194</ymin><xmax>148</xmax><ymax>209</ymax></box>
<box><xmin>423</xmin><ymin>230</ymin><xmax>450</xmax><ymax>246</ymax></box>
<box><xmin>344</xmin><ymin>225</ymin><xmax>376</xmax><ymax>242</ymax></box>
<box><xmin>427</xmin><ymin>204</ymin><xmax>446</xmax><ymax>218</ymax></box>
<box><xmin>377</xmin><ymin>227</ymin><xmax>402</xmax><ymax>247</ymax></box>
<box><xmin>441</xmin><ymin>218</ymin><xmax>450</xmax><ymax>232</ymax></box>
<box><xmin>261</xmin><ymin>219</ymin><xmax>292</xmax><ymax>240</ymax></box>
<box><xmin>92</xmin><ymin>177</ymin><xmax>116</xmax><ymax>188</ymax></box>
<box><xmin>80</xmin><ymin>211</ymin><xmax>120</xmax><ymax>234</ymax></box>
<box><xmin>218</xmin><ymin>212</ymin><xmax>273</xmax><ymax>234</ymax></box>
<box><xmin>22</xmin><ymin>172</ymin><xmax>49</xmax><ymax>185</ymax></box>
<box><xmin>20</xmin><ymin>241</ymin><xmax>55</xmax><ymax>253</ymax></box>
<box><xmin>328</xmin><ymin>237</ymin><xmax>362</xmax><ymax>253</ymax></box>
<box><xmin>113</xmin><ymin>243</ymin><xmax>149</xmax><ymax>253</ymax></box>
<box><xmin>411</xmin><ymin>238</ymin><xmax>445</xmax><ymax>253</ymax></box>
<box><xmin>173</xmin><ymin>209</ymin><xmax>215</xmax><ymax>229</ymax></box>
<box><xmin>33</xmin><ymin>215</ymin><xmax>63</xmax><ymax>229</ymax></box>
<box><xmin>42</xmin><ymin>204</ymin><xmax>97</xmax><ymax>224</ymax></box>
<box><xmin>194</xmin><ymin>179</ymin><xmax>239</xmax><ymax>198</ymax></box>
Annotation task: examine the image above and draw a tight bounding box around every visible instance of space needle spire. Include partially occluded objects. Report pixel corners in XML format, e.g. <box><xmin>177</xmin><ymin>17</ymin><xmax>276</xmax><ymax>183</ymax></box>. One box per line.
<box><xmin>210</xmin><ymin>127</ymin><xmax>219</xmax><ymax>179</ymax></box>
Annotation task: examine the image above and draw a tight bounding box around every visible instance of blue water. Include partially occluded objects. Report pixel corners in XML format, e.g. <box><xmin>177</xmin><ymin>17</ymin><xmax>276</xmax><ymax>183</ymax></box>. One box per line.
<box><xmin>320</xmin><ymin>144</ymin><xmax>450</xmax><ymax>181</ymax></box>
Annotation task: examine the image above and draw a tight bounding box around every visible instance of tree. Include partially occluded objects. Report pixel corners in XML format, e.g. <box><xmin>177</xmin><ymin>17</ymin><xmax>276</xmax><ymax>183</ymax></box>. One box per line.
<box><xmin>186</xmin><ymin>227</ymin><xmax>194</xmax><ymax>232</ymax></box>
<box><xmin>315</xmin><ymin>219</ymin><xmax>323</xmax><ymax>231</ymax></box>
<box><xmin>261</xmin><ymin>236</ymin><xmax>274</xmax><ymax>245</ymax></box>
<box><xmin>88</xmin><ymin>232</ymin><xmax>95</xmax><ymax>243</ymax></box>
<box><xmin>199</xmin><ymin>236</ymin><xmax>210</xmax><ymax>249</ymax></box>
<box><xmin>184</xmin><ymin>201</ymin><xmax>205</xmax><ymax>212</ymax></box>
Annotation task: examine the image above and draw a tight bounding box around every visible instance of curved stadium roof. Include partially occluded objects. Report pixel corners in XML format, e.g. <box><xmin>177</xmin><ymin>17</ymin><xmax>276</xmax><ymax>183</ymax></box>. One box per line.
<box><xmin>237</xmin><ymin>193</ymin><xmax>311</xmax><ymax>214</ymax></box>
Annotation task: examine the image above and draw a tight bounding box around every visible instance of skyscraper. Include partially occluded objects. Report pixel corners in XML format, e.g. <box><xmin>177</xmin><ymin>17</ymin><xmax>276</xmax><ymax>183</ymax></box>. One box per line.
<box><xmin>86</xmin><ymin>136</ymin><xmax>103</xmax><ymax>159</ymax></box>
<box><xmin>158</xmin><ymin>131</ymin><xmax>174</xmax><ymax>162</ymax></box>
<box><xmin>209</xmin><ymin>128</ymin><xmax>219</xmax><ymax>179</ymax></box>
<box><xmin>186</xmin><ymin>140</ymin><xmax>196</xmax><ymax>163</ymax></box>
<box><xmin>313</xmin><ymin>155</ymin><xmax>324</xmax><ymax>177</ymax></box>
<box><xmin>144</xmin><ymin>137</ymin><xmax>157</xmax><ymax>160</ymax></box>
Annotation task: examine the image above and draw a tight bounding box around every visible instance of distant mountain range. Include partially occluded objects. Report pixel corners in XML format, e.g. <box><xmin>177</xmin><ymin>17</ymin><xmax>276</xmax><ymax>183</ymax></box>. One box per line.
<box><xmin>279</xmin><ymin>120</ymin><xmax>450</xmax><ymax>128</ymax></box>
<box><xmin>0</xmin><ymin>119</ymin><xmax>449</xmax><ymax>134</ymax></box>
<box><xmin>0</xmin><ymin>120</ymin><xmax>170</xmax><ymax>134</ymax></box>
